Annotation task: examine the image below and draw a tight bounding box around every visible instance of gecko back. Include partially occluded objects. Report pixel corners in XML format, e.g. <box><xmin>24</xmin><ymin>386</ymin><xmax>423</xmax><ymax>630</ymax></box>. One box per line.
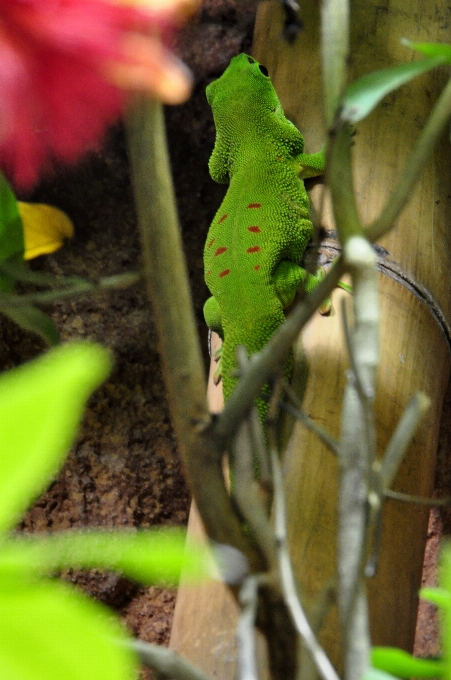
<box><xmin>204</xmin><ymin>53</ymin><xmax>324</xmax><ymax>420</ymax></box>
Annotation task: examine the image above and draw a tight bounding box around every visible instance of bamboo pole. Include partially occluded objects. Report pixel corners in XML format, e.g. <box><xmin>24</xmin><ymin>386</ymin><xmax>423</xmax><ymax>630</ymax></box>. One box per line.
<box><xmin>252</xmin><ymin>0</ymin><xmax>451</xmax><ymax>665</ymax></box>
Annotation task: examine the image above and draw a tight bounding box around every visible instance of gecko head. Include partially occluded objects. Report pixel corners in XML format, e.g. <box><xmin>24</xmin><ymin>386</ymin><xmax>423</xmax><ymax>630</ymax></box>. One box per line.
<box><xmin>206</xmin><ymin>53</ymin><xmax>281</xmax><ymax>117</ymax></box>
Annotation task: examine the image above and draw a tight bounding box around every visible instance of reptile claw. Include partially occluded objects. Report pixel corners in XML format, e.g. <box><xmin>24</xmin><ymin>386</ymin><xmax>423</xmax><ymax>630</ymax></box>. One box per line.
<box><xmin>213</xmin><ymin>366</ymin><xmax>222</xmax><ymax>385</ymax></box>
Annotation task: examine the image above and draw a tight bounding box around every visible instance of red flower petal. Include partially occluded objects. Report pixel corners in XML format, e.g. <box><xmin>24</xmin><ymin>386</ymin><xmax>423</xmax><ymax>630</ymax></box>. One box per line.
<box><xmin>0</xmin><ymin>0</ymin><xmax>198</xmax><ymax>187</ymax></box>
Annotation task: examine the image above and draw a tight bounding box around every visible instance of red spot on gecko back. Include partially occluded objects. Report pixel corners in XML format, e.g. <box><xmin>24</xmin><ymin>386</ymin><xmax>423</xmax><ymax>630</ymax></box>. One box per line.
<box><xmin>218</xmin><ymin>214</ymin><xmax>228</xmax><ymax>223</ymax></box>
<box><xmin>248</xmin><ymin>226</ymin><xmax>261</xmax><ymax>233</ymax></box>
<box><xmin>247</xmin><ymin>203</ymin><xmax>261</xmax><ymax>209</ymax></box>
<box><xmin>254</xmin><ymin>265</ymin><xmax>260</xmax><ymax>271</ymax></box>
<box><xmin>215</xmin><ymin>246</ymin><xmax>227</xmax><ymax>256</ymax></box>
<box><xmin>208</xmin><ymin>238</ymin><xmax>215</xmax><ymax>248</ymax></box>
<box><xmin>219</xmin><ymin>269</ymin><xmax>231</xmax><ymax>278</ymax></box>
<box><xmin>247</xmin><ymin>246</ymin><xmax>261</xmax><ymax>253</ymax></box>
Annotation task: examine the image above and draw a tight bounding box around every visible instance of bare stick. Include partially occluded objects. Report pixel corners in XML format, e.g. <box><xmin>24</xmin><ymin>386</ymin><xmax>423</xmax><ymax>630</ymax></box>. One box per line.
<box><xmin>270</xmin><ymin>441</ymin><xmax>340</xmax><ymax>680</ymax></box>
<box><xmin>232</xmin><ymin>415</ymin><xmax>276</xmax><ymax>569</ymax></box>
<box><xmin>280</xmin><ymin>380</ymin><xmax>340</xmax><ymax>455</ymax></box>
<box><xmin>338</xmin><ymin>237</ymin><xmax>378</xmax><ymax>680</ymax></box>
<box><xmin>124</xmin><ymin>639</ymin><xmax>211</xmax><ymax>680</ymax></box>
<box><xmin>378</xmin><ymin>392</ymin><xmax>431</xmax><ymax>490</ymax></box>
<box><xmin>384</xmin><ymin>489</ymin><xmax>451</xmax><ymax>506</ymax></box>
<box><xmin>237</xmin><ymin>576</ymin><xmax>260</xmax><ymax>680</ymax></box>
<box><xmin>0</xmin><ymin>272</ymin><xmax>141</xmax><ymax>305</ymax></box>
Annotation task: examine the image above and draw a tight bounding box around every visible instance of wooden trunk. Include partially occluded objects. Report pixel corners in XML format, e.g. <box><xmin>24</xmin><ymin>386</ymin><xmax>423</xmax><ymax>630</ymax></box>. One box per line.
<box><xmin>170</xmin><ymin>0</ymin><xmax>451</xmax><ymax>674</ymax></box>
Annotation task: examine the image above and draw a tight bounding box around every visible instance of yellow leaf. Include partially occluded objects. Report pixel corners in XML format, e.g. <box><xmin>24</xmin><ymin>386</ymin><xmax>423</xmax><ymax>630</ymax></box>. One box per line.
<box><xmin>17</xmin><ymin>203</ymin><xmax>74</xmax><ymax>260</ymax></box>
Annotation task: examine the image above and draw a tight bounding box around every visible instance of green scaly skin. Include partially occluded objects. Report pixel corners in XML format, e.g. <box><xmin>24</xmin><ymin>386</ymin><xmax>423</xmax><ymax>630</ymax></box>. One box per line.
<box><xmin>203</xmin><ymin>53</ymin><xmax>325</xmax><ymax>421</ymax></box>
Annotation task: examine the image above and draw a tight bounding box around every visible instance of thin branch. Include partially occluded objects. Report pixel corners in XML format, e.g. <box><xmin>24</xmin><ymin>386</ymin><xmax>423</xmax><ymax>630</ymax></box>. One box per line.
<box><xmin>365</xmin><ymin>393</ymin><xmax>431</xmax><ymax>577</ymax></box>
<box><xmin>270</xmin><ymin>439</ymin><xmax>340</xmax><ymax>680</ymax></box>
<box><xmin>379</xmin><ymin>392</ymin><xmax>431</xmax><ymax>490</ymax></box>
<box><xmin>337</xmin><ymin>237</ymin><xmax>378</xmax><ymax>680</ymax></box>
<box><xmin>0</xmin><ymin>261</ymin><xmax>88</xmax><ymax>287</ymax></box>
<box><xmin>249</xmin><ymin>406</ymin><xmax>272</xmax><ymax>489</ymax></box>
<box><xmin>340</xmin><ymin>298</ymin><xmax>372</xmax><ymax>400</ymax></box>
<box><xmin>340</xmin><ymin>296</ymin><xmax>378</xmax><ymax>470</ymax></box>
<box><xmin>232</xmin><ymin>416</ymin><xmax>277</xmax><ymax>569</ymax></box>
<box><xmin>280</xmin><ymin>380</ymin><xmax>340</xmax><ymax>455</ymax></box>
<box><xmin>232</xmin><ymin>349</ymin><xmax>277</xmax><ymax>569</ymax></box>
<box><xmin>384</xmin><ymin>489</ymin><xmax>451</xmax><ymax>506</ymax></box>
<box><xmin>328</xmin><ymin>124</ymin><xmax>363</xmax><ymax>243</ymax></box>
<box><xmin>123</xmin><ymin>638</ymin><xmax>211</xmax><ymax>680</ymax></box>
<box><xmin>0</xmin><ymin>272</ymin><xmax>141</xmax><ymax>306</ymax></box>
<box><xmin>237</xmin><ymin>576</ymin><xmax>260</xmax><ymax>680</ymax></box>
<box><xmin>321</xmin><ymin>0</ymin><xmax>349</xmax><ymax>125</ymax></box>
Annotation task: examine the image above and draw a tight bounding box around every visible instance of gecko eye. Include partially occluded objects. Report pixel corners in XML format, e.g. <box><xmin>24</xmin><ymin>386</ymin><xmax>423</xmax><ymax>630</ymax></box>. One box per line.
<box><xmin>259</xmin><ymin>64</ymin><xmax>269</xmax><ymax>77</ymax></box>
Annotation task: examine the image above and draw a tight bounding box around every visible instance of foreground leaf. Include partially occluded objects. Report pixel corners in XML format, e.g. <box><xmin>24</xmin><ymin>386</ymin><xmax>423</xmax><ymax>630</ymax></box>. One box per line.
<box><xmin>0</xmin><ymin>528</ymin><xmax>208</xmax><ymax>585</ymax></box>
<box><xmin>341</xmin><ymin>55</ymin><xmax>445</xmax><ymax>123</ymax></box>
<box><xmin>0</xmin><ymin>342</ymin><xmax>112</xmax><ymax>531</ymax></box>
<box><xmin>403</xmin><ymin>40</ymin><xmax>451</xmax><ymax>61</ymax></box>
<box><xmin>0</xmin><ymin>575</ymin><xmax>135</xmax><ymax>680</ymax></box>
<box><xmin>371</xmin><ymin>647</ymin><xmax>443</xmax><ymax>678</ymax></box>
<box><xmin>1</xmin><ymin>304</ymin><xmax>59</xmax><ymax>346</ymax></box>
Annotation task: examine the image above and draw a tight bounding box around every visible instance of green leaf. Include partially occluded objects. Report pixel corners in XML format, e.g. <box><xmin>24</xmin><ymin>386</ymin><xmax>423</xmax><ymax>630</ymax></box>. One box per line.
<box><xmin>371</xmin><ymin>647</ymin><xmax>444</xmax><ymax>678</ymax></box>
<box><xmin>341</xmin><ymin>56</ymin><xmax>446</xmax><ymax>123</ymax></box>
<box><xmin>0</xmin><ymin>342</ymin><xmax>112</xmax><ymax>531</ymax></box>
<box><xmin>0</xmin><ymin>529</ymin><xmax>208</xmax><ymax>585</ymax></box>
<box><xmin>403</xmin><ymin>39</ymin><xmax>451</xmax><ymax>61</ymax></box>
<box><xmin>1</xmin><ymin>304</ymin><xmax>59</xmax><ymax>345</ymax></box>
<box><xmin>420</xmin><ymin>586</ymin><xmax>451</xmax><ymax>609</ymax></box>
<box><xmin>0</xmin><ymin>575</ymin><xmax>136</xmax><ymax>680</ymax></box>
<box><xmin>0</xmin><ymin>173</ymin><xmax>25</xmax><ymax>292</ymax></box>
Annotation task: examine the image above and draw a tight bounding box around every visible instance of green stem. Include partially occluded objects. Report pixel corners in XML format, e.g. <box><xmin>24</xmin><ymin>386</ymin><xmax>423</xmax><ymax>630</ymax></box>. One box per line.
<box><xmin>328</xmin><ymin>124</ymin><xmax>364</xmax><ymax>243</ymax></box>
<box><xmin>321</xmin><ymin>0</ymin><xmax>350</xmax><ymax>125</ymax></box>
<box><xmin>0</xmin><ymin>272</ymin><xmax>140</xmax><ymax>305</ymax></box>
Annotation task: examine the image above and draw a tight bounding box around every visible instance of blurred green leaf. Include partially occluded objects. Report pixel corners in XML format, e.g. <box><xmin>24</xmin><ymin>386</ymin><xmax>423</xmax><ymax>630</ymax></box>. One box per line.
<box><xmin>0</xmin><ymin>342</ymin><xmax>112</xmax><ymax>531</ymax></box>
<box><xmin>1</xmin><ymin>304</ymin><xmax>59</xmax><ymax>346</ymax></box>
<box><xmin>0</xmin><ymin>529</ymin><xmax>208</xmax><ymax>585</ymax></box>
<box><xmin>341</xmin><ymin>56</ymin><xmax>445</xmax><ymax>123</ymax></box>
<box><xmin>403</xmin><ymin>39</ymin><xmax>451</xmax><ymax>61</ymax></box>
<box><xmin>421</xmin><ymin>586</ymin><xmax>451</xmax><ymax>609</ymax></box>
<box><xmin>371</xmin><ymin>647</ymin><xmax>443</xmax><ymax>678</ymax></box>
<box><xmin>0</xmin><ymin>575</ymin><xmax>135</xmax><ymax>680</ymax></box>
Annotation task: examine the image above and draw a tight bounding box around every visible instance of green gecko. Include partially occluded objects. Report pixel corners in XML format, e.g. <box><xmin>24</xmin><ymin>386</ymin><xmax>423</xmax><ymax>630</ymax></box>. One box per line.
<box><xmin>203</xmin><ymin>53</ymin><xmax>326</xmax><ymax>421</ymax></box>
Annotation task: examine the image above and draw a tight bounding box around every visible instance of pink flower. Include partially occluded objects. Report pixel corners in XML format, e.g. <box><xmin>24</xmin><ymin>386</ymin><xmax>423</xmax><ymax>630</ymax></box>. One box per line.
<box><xmin>0</xmin><ymin>0</ymin><xmax>199</xmax><ymax>188</ymax></box>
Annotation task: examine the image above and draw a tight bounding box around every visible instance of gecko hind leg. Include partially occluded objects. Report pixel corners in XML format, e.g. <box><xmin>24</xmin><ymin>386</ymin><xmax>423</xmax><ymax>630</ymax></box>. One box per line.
<box><xmin>273</xmin><ymin>260</ymin><xmax>333</xmax><ymax>314</ymax></box>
